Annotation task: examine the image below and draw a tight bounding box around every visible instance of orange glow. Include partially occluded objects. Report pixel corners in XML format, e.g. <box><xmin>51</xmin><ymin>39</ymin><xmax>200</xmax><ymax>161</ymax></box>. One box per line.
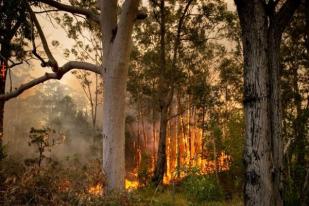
<box><xmin>88</xmin><ymin>184</ymin><xmax>103</xmax><ymax>196</ymax></box>
<box><xmin>129</xmin><ymin>115</ymin><xmax>232</xmax><ymax>186</ymax></box>
<box><xmin>58</xmin><ymin>180</ymin><xmax>71</xmax><ymax>192</ymax></box>
<box><xmin>125</xmin><ymin>179</ymin><xmax>139</xmax><ymax>190</ymax></box>
<box><xmin>161</xmin><ymin>126</ymin><xmax>231</xmax><ymax>184</ymax></box>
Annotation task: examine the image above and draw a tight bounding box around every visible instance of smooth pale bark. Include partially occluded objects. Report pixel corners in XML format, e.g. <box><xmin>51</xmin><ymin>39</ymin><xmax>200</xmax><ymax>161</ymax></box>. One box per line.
<box><xmin>100</xmin><ymin>0</ymin><xmax>140</xmax><ymax>192</ymax></box>
<box><xmin>235</xmin><ymin>0</ymin><xmax>301</xmax><ymax>205</ymax></box>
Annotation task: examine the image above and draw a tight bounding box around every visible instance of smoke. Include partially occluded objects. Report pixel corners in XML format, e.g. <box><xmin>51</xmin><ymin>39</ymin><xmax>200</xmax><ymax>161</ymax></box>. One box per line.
<box><xmin>3</xmin><ymin>65</ymin><xmax>102</xmax><ymax>164</ymax></box>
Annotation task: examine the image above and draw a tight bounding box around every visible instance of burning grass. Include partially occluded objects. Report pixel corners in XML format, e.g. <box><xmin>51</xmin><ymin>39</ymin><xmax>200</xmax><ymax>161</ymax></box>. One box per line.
<box><xmin>0</xmin><ymin>157</ymin><xmax>242</xmax><ymax>205</ymax></box>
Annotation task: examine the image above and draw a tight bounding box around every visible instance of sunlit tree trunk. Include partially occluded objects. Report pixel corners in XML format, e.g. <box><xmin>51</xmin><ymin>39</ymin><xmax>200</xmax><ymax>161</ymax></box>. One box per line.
<box><xmin>100</xmin><ymin>0</ymin><xmax>140</xmax><ymax>192</ymax></box>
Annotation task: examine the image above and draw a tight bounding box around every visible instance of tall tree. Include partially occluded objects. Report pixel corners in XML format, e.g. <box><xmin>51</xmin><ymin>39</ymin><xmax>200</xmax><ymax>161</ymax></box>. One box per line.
<box><xmin>99</xmin><ymin>0</ymin><xmax>143</xmax><ymax>191</ymax></box>
<box><xmin>234</xmin><ymin>0</ymin><xmax>301</xmax><ymax>205</ymax></box>
<box><xmin>0</xmin><ymin>0</ymin><xmax>145</xmax><ymax>192</ymax></box>
<box><xmin>281</xmin><ymin>3</ymin><xmax>309</xmax><ymax>204</ymax></box>
<box><xmin>152</xmin><ymin>0</ymin><xmax>196</xmax><ymax>185</ymax></box>
<box><xmin>0</xmin><ymin>0</ymin><xmax>31</xmax><ymax>150</ymax></box>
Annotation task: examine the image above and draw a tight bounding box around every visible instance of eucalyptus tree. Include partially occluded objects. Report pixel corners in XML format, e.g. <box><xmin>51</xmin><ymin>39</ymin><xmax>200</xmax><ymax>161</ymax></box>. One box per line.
<box><xmin>0</xmin><ymin>0</ymin><xmax>32</xmax><ymax>151</ymax></box>
<box><xmin>234</xmin><ymin>0</ymin><xmax>302</xmax><ymax>205</ymax></box>
<box><xmin>0</xmin><ymin>0</ymin><xmax>146</xmax><ymax>192</ymax></box>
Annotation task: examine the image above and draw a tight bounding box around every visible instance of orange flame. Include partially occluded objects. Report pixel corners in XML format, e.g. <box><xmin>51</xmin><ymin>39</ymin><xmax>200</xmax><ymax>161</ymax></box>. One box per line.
<box><xmin>88</xmin><ymin>184</ymin><xmax>103</xmax><ymax>196</ymax></box>
<box><xmin>125</xmin><ymin>179</ymin><xmax>139</xmax><ymax>190</ymax></box>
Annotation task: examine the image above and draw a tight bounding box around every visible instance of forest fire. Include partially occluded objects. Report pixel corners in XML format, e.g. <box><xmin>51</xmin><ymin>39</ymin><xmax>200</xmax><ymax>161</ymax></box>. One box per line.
<box><xmin>58</xmin><ymin>180</ymin><xmax>71</xmax><ymax>192</ymax></box>
<box><xmin>88</xmin><ymin>184</ymin><xmax>103</xmax><ymax>196</ymax></box>
<box><xmin>125</xmin><ymin>179</ymin><xmax>139</xmax><ymax>190</ymax></box>
<box><xmin>129</xmin><ymin>123</ymin><xmax>232</xmax><ymax>185</ymax></box>
<box><xmin>87</xmin><ymin>180</ymin><xmax>139</xmax><ymax>196</ymax></box>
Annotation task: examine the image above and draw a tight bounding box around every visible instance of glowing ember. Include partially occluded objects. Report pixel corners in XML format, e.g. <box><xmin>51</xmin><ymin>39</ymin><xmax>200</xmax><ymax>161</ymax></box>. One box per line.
<box><xmin>58</xmin><ymin>180</ymin><xmax>71</xmax><ymax>192</ymax></box>
<box><xmin>88</xmin><ymin>184</ymin><xmax>103</xmax><ymax>196</ymax></box>
<box><xmin>125</xmin><ymin>179</ymin><xmax>139</xmax><ymax>190</ymax></box>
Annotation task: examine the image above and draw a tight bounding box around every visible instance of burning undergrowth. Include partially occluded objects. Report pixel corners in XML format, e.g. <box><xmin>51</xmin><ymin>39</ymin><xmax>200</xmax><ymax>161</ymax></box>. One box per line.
<box><xmin>0</xmin><ymin>158</ymin><xmax>106</xmax><ymax>205</ymax></box>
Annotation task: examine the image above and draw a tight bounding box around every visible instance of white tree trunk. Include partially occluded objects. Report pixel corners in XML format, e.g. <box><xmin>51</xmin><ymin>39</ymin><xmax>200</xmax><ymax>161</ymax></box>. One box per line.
<box><xmin>100</xmin><ymin>0</ymin><xmax>140</xmax><ymax>192</ymax></box>
<box><xmin>102</xmin><ymin>59</ymin><xmax>128</xmax><ymax>191</ymax></box>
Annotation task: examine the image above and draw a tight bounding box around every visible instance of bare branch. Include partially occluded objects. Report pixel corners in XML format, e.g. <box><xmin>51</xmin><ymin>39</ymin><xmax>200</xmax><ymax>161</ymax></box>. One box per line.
<box><xmin>0</xmin><ymin>61</ymin><xmax>102</xmax><ymax>101</ymax></box>
<box><xmin>36</xmin><ymin>0</ymin><xmax>100</xmax><ymax>24</ymax></box>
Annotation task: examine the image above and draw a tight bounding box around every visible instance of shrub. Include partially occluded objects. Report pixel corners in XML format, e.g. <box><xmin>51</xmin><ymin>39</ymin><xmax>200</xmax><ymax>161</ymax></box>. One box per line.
<box><xmin>137</xmin><ymin>152</ymin><xmax>151</xmax><ymax>186</ymax></box>
<box><xmin>182</xmin><ymin>173</ymin><xmax>224</xmax><ymax>202</ymax></box>
<box><xmin>0</xmin><ymin>143</ymin><xmax>6</xmax><ymax>161</ymax></box>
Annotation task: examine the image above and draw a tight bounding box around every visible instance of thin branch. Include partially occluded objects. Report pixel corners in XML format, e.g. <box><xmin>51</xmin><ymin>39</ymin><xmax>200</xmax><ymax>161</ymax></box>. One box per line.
<box><xmin>28</xmin><ymin>5</ymin><xmax>58</xmax><ymax>70</ymax></box>
<box><xmin>36</xmin><ymin>0</ymin><xmax>100</xmax><ymax>24</ymax></box>
<box><xmin>8</xmin><ymin>61</ymin><xmax>23</xmax><ymax>69</ymax></box>
<box><xmin>34</xmin><ymin>9</ymin><xmax>59</xmax><ymax>14</ymax></box>
<box><xmin>8</xmin><ymin>68</ymin><xmax>12</xmax><ymax>92</ymax></box>
<box><xmin>0</xmin><ymin>61</ymin><xmax>101</xmax><ymax>101</ymax></box>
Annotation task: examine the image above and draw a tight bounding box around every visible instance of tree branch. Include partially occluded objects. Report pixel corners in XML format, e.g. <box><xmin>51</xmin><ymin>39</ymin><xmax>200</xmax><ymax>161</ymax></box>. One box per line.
<box><xmin>275</xmin><ymin>0</ymin><xmax>301</xmax><ymax>34</ymax></box>
<box><xmin>34</xmin><ymin>9</ymin><xmax>59</xmax><ymax>14</ymax></box>
<box><xmin>0</xmin><ymin>61</ymin><xmax>101</xmax><ymax>101</ymax></box>
<box><xmin>99</xmin><ymin>0</ymin><xmax>118</xmax><ymax>57</ymax></box>
<box><xmin>28</xmin><ymin>5</ymin><xmax>59</xmax><ymax>70</ymax></box>
<box><xmin>36</xmin><ymin>0</ymin><xmax>100</xmax><ymax>24</ymax></box>
<box><xmin>116</xmin><ymin>0</ymin><xmax>140</xmax><ymax>45</ymax></box>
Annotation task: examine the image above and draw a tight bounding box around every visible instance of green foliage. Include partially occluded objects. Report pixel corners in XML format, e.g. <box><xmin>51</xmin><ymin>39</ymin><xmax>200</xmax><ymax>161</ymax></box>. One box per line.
<box><xmin>281</xmin><ymin>3</ymin><xmax>309</xmax><ymax>204</ymax></box>
<box><xmin>137</xmin><ymin>152</ymin><xmax>152</xmax><ymax>186</ymax></box>
<box><xmin>220</xmin><ymin>111</ymin><xmax>244</xmax><ymax>192</ymax></box>
<box><xmin>27</xmin><ymin>127</ymin><xmax>61</xmax><ymax>167</ymax></box>
<box><xmin>1</xmin><ymin>155</ymin><xmax>243</xmax><ymax>205</ymax></box>
<box><xmin>284</xmin><ymin>176</ymin><xmax>302</xmax><ymax>206</ymax></box>
<box><xmin>182</xmin><ymin>170</ymin><xmax>224</xmax><ymax>202</ymax></box>
<box><xmin>0</xmin><ymin>0</ymin><xmax>31</xmax><ymax>55</ymax></box>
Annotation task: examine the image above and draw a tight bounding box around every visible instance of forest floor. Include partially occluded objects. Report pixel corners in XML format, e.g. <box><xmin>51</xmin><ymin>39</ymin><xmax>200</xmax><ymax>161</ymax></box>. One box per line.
<box><xmin>0</xmin><ymin>156</ymin><xmax>243</xmax><ymax>206</ymax></box>
<box><xmin>129</xmin><ymin>186</ymin><xmax>243</xmax><ymax>206</ymax></box>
